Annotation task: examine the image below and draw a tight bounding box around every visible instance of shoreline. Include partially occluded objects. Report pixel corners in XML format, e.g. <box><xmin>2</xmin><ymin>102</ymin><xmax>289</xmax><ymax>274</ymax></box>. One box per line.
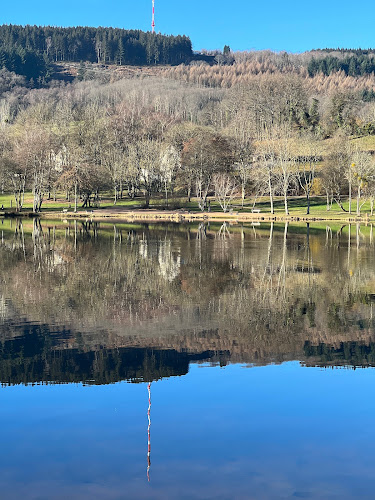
<box><xmin>2</xmin><ymin>207</ymin><xmax>374</xmax><ymax>224</ymax></box>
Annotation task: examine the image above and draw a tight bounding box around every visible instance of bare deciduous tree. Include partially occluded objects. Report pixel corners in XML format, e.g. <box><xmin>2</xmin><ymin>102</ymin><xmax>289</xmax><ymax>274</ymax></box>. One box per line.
<box><xmin>182</xmin><ymin>128</ymin><xmax>233</xmax><ymax>211</ymax></box>
<box><xmin>213</xmin><ymin>173</ymin><xmax>238</xmax><ymax>212</ymax></box>
<box><xmin>297</xmin><ymin>132</ymin><xmax>321</xmax><ymax>214</ymax></box>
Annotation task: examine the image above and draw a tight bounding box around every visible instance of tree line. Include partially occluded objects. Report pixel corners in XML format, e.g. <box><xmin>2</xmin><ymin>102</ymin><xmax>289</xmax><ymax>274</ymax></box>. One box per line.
<box><xmin>0</xmin><ymin>45</ymin><xmax>49</xmax><ymax>83</ymax></box>
<box><xmin>308</xmin><ymin>54</ymin><xmax>375</xmax><ymax>77</ymax></box>
<box><xmin>0</xmin><ymin>322</ymin><xmax>207</xmax><ymax>385</ymax></box>
<box><xmin>2</xmin><ymin>61</ymin><xmax>375</xmax><ymax>215</ymax></box>
<box><xmin>304</xmin><ymin>341</ymin><xmax>375</xmax><ymax>368</ymax></box>
<box><xmin>0</xmin><ymin>24</ymin><xmax>193</xmax><ymax>79</ymax></box>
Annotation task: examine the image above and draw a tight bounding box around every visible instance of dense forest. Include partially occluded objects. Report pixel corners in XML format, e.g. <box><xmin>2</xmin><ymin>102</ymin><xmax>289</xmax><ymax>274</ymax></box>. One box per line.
<box><xmin>307</xmin><ymin>54</ymin><xmax>375</xmax><ymax>77</ymax></box>
<box><xmin>0</xmin><ymin>45</ymin><xmax>49</xmax><ymax>83</ymax></box>
<box><xmin>1</xmin><ymin>25</ymin><xmax>375</xmax><ymax>85</ymax></box>
<box><xmin>0</xmin><ymin>24</ymin><xmax>193</xmax><ymax>80</ymax></box>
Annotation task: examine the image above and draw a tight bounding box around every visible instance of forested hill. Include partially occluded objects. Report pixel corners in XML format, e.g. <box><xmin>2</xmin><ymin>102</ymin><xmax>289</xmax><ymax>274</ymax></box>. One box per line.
<box><xmin>2</xmin><ymin>24</ymin><xmax>375</xmax><ymax>85</ymax></box>
<box><xmin>0</xmin><ymin>24</ymin><xmax>193</xmax><ymax>82</ymax></box>
<box><xmin>308</xmin><ymin>53</ymin><xmax>375</xmax><ymax>77</ymax></box>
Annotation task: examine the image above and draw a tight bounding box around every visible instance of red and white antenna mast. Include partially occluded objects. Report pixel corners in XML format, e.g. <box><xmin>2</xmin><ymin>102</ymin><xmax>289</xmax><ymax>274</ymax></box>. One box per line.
<box><xmin>151</xmin><ymin>0</ymin><xmax>155</xmax><ymax>33</ymax></box>
<box><xmin>147</xmin><ymin>382</ymin><xmax>151</xmax><ymax>482</ymax></box>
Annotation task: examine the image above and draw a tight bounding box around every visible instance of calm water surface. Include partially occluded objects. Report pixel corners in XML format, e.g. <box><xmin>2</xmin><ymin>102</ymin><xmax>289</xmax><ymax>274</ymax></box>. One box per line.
<box><xmin>1</xmin><ymin>219</ymin><xmax>375</xmax><ymax>499</ymax></box>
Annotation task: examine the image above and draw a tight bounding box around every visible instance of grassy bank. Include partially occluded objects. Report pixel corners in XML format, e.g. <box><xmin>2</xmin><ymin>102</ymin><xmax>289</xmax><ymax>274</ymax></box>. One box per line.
<box><xmin>0</xmin><ymin>192</ymin><xmax>374</xmax><ymax>223</ymax></box>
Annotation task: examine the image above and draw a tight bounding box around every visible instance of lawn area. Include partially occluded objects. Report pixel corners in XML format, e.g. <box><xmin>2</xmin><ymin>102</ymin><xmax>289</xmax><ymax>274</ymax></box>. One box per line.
<box><xmin>0</xmin><ymin>191</ymin><xmax>374</xmax><ymax>220</ymax></box>
<box><xmin>0</xmin><ymin>192</ymin><xmax>142</xmax><ymax>212</ymax></box>
<box><xmin>184</xmin><ymin>195</ymin><xmax>374</xmax><ymax>219</ymax></box>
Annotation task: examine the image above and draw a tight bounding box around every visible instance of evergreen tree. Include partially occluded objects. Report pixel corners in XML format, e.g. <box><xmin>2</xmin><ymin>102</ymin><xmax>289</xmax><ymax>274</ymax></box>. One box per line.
<box><xmin>0</xmin><ymin>24</ymin><xmax>193</xmax><ymax>69</ymax></box>
<box><xmin>309</xmin><ymin>98</ymin><xmax>320</xmax><ymax>129</ymax></box>
<box><xmin>77</xmin><ymin>61</ymin><xmax>86</xmax><ymax>81</ymax></box>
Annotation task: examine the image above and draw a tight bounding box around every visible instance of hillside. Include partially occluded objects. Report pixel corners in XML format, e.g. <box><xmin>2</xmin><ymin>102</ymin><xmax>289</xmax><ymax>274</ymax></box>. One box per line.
<box><xmin>3</xmin><ymin>26</ymin><xmax>375</xmax><ymax>218</ymax></box>
<box><xmin>0</xmin><ymin>24</ymin><xmax>193</xmax><ymax>82</ymax></box>
<box><xmin>2</xmin><ymin>24</ymin><xmax>375</xmax><ymax>91</ymax></box>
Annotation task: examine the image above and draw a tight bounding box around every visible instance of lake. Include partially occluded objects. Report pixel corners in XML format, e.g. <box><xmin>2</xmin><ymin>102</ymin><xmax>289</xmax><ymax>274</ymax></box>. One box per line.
<box><xmin>1</xmin><ymin>218</ymin><xmax>375</xmax><ymax>499</ymax></box>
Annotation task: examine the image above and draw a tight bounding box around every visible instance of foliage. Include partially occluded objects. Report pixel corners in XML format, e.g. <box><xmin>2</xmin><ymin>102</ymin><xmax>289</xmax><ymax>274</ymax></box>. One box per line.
<box><xmin>0</xmin><ymin>24</ymin><xmax>193</xmax><ymax>71</ymax></box>
<box><xmin>0</xmin><ymin>45</ymin><xmax>49</xmax><ymax>82</ymax></box>
<box><xmin>308</xmin><ymin>54</ymin><xmax>375</xmax><ymax>77</ymax></box>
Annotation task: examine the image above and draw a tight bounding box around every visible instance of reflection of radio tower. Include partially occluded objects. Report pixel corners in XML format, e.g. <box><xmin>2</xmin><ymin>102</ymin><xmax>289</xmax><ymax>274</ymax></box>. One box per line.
<box><xmin>147</xmin><ymin>382</ymin><xmax>151</xmax><ymax>482</ymax></box>
<box><xmin>151</xmin><ymin>0</ymin><xmax>155</xmax><ymax>33</ymax></box>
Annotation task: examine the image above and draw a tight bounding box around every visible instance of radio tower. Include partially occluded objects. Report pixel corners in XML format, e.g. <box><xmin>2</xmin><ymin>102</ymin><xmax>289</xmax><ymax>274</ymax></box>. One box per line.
<box><xmin>151</xmin><ymin>0</ymin><xmax>155</xmax><ymax>33</ymax></box>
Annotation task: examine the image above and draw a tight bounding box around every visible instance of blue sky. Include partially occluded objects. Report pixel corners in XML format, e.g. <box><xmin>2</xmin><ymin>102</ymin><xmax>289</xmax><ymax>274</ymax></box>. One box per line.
<box><xmin>2</xmin><ymin>0</ymin><xmax>375</xmax><ymax>53</ymax></box>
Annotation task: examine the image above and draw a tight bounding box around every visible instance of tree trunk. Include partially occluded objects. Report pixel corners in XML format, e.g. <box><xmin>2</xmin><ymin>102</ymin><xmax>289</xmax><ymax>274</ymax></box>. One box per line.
<box><xmin>82</xmin><ymin>194</ymin><xmax>89</xmax><ymax>208</ymax></box>
<box><xmin>306</xmin><ymin>192</ymin><xmax>310</xmax><ymax>215</ymax></box>
<box><xmin>144</xmin><ymin>190</ymin><xmax>150</xmax><ymax>208</ymax></box>
<box><xmin>128</xmin><ymin>184</ymin><xmax>135</xmax><ymax>199</ymax></box>
<box><xmin>357</xmin><ymin>188</ymin><xmax>360</xmax><ymax>216</ymax></box>
<box><xmin>268</xmin><ymin>173</ymin><xmax>274</xmax><ymax>214</ymax></box>
<box><xmin>284</xmin><ymin>192</ymin><xmax>288</xmax><ymax>215</ymax></box>
<box><xmin>33</xmin><ymin>187</ymin><xmax>37</xmax><ymax>213</ymax></box>
<box><xmin>74</xmin><ymin>182</ymin><xmax>78</xmax><ymax>213</ymax></box>
<box><xmin>335</xmin><ymin>197</ymin><xmax>348</xmax><ymax>212</ymax></box>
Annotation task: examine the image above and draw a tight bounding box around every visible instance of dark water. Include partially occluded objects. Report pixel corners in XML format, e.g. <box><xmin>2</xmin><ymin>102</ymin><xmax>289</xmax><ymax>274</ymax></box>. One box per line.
<box><xmin>1</xmin><ymin>219</ymin><xmax>375</xmax><ymax>499</ymax></box>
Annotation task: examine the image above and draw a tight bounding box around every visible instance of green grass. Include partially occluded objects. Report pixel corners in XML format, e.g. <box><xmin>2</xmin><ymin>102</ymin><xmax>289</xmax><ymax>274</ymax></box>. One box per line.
<box><xmin>182</xmin><ymin>195</ymin><xmax>374</xmax><ymax>219</ymax></box>
<box><xmin>0</xmin><ymin>192</ymin><xmax>143</xmax><ymax>212</ymax></box>
<box><xmin>1</xmin><ymin>191</ymin><xmax>374</xmax><ymax>220</ymax></box>
<box><xmin>232</xmin><ymin>196</ymin><xmax>374</xmax><ymax>218</ymax></box>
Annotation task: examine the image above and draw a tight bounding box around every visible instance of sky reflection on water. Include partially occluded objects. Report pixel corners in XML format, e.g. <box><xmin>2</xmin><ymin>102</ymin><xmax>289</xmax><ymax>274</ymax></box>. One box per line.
<box><xmin>0</xmin><ymin>362</ymin><xmax>375</xmax><ymax>499</ymax></box>
<box><xmin>2</xmin><ymin>220</ymin><xmax>375</xmax><ymax>498</ymax></box>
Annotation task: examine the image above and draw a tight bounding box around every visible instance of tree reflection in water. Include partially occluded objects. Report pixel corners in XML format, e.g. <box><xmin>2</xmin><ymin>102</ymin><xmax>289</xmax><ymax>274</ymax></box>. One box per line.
<box><xmin>1</xmin><ymin>219</ymin><xmax>375</xmax><ymax>386</ymax></box>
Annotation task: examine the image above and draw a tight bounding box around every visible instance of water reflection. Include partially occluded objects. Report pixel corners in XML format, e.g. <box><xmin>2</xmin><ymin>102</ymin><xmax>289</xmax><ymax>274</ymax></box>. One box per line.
<box><xmin>2</xmin><ymin>219</ymin><xmax>375</xmax><ymax>498</ymax></box>
<box><xmin>1</xmin><ymin>219</ymin><xmax>375</xmax><ymax>385</ymax></box>
<box><xmin>147</xmin><ymin>382</ymin><xmax>151</xmax><ymax>482</ymax></box>
<box><xmin>0</xmin><ymin>323</ymin><xmax>225</xmax><ymax>385</ymax></box>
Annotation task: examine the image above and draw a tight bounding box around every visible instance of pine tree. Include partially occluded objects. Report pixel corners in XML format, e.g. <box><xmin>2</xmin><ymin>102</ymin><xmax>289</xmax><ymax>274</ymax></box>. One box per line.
<box><xmin>309</xmin><ymin>98</ymin><xmax>320</xmax><ymax>129</ymax></box>
<box><xmin>117</xmin><ymin>38</ymin><xmax>125</xmax><ymax>66</ymax></box>
<box><xmin>77</xmin><ymin>61</ymin><xmax>86</xmax><ymax>81</ymax></box>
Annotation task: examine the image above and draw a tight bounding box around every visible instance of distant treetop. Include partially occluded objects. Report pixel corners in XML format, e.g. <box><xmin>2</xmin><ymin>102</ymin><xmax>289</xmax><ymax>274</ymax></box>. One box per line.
<box><xmin>316</xmin><ymin>48</ymin><xmax>375</xmax><ymax>55</ymax></box>
<box><xmin>0</xmin><ymin>24</ymin><xmax>193</xmax><ymax>81</ymax></box>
